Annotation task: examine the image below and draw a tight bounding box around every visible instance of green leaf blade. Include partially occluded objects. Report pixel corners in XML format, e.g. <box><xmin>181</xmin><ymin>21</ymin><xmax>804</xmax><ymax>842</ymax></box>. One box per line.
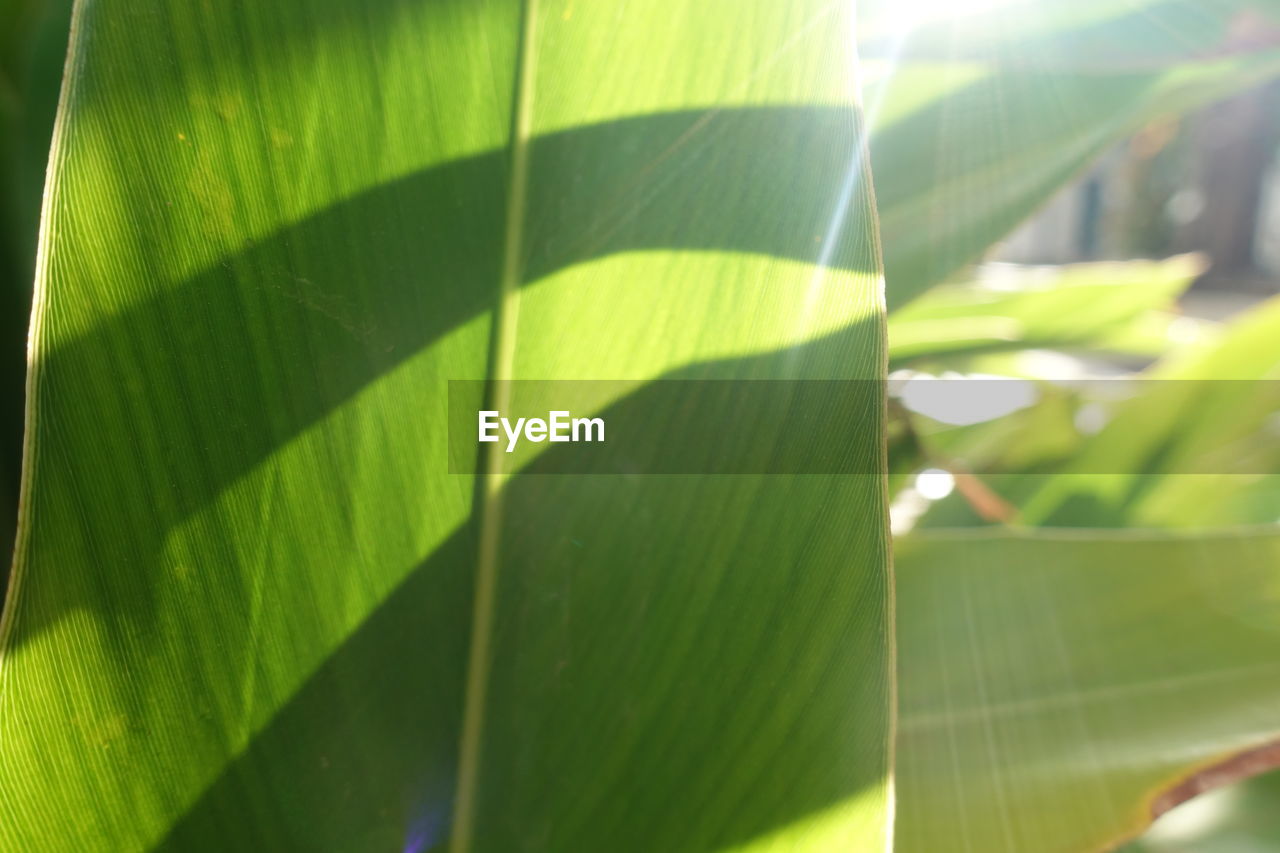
<box><xmin>897</xmin><ymin>528</ymin><xmax>1280</xmax><ymax>853</ymax></box>
<box><xmin>0</xmin><ymin>1</ymin><xmax>893</xmax><ymax>851</ymax></box>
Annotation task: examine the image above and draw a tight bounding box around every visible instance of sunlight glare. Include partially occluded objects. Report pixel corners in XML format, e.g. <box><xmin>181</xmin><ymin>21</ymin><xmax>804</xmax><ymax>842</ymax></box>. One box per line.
<box><xmin>916</xmin><ymin>0</ymin><xmax>1034</xmax><ymax>22</ymax></box>
<box><xmin>915</xmin><ymin>468</ymin><xmax>956</xmax><ymax>501</ymax></box>
<box><xmin>893</xmin><ymin>0</ymin><xmax>1039</xmax><ymax>26</ymax></box>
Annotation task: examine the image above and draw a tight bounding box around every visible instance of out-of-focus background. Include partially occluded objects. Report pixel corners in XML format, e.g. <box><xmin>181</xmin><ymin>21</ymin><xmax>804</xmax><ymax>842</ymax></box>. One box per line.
<box><xmin>883</xmin><ymin>27</ymin><xmax>1280</xmax><ymax>846</ymax></box>
<box><xmin>888</xmin><ymin>54</ymin><xmax>1280</xmax><ymax>853</ymax></box>
<box><xmin>1002</xmin><ymin>78</ymin><xmax>1280</xmax><ymax>307</ymax></box>
<box><xmin>1055</xmin><ymin>79</ymin><xmax>1280</xmax><ymax>852</ymax></box>
<box><xmin>0</xmin><ymin>0</ymin><xmax>72</xmax><ymax>573</ymax></box>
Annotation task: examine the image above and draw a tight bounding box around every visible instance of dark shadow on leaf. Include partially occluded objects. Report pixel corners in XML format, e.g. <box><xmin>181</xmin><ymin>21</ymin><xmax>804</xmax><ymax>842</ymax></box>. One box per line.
<box><xmin>157</xmin><ymin>323</ymin><xmax>889</xmax><ymax>852</ymax></box>
<box><xmin>13</xmin><ymin>105</ymin><xmax>875</xmax><ymax>652</ymax></box>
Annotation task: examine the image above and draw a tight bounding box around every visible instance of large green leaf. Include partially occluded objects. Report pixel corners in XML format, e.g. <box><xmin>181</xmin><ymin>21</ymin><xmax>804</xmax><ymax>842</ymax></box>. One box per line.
<box><xmin>0</xmin><ymin>0</ymin><xmax>890</xmax><ymax>850</ymax></box>
<box><xmin>897</xmin><ymin>528</ymin><xmax>1280</xmax><ymax>853</ymax></box>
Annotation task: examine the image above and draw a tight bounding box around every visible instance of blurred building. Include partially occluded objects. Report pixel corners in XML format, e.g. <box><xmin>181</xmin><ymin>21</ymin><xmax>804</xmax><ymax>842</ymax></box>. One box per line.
<box><xmin>998</xmin><ymin>79</ymin><xmax>1280</xmax><ymax>292</ymax></box>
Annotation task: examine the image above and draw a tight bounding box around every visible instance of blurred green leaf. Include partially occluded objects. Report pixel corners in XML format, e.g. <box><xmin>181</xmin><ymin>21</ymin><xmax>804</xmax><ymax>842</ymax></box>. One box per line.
<box><xmin>0</xmin><ymin>1</ymin><xmax>890</xmax><ymax>851</ymax></box>
<box><xmin>1022</xmin><ymin>295</ymin><xmax>1280</xmax><ymax>527</ymax></box>
<box><xmin>864</xmin><ymin>1</ymin><xmax>1280</xmax><ymax>307</ymax></box>
<box><xmin>897</xmin><ymin>528</ymin><xmax>1280</xmax><ymax>853</ymax></box>
<box><xmin>860</xmin><ymin>0</ymin><xmax>1272</xmax><ymax>69</ymax></box>
<box><xmin>888</xmin><ymin>255</ymin><xmax>1205</xmax><ymax>366</ymax></box>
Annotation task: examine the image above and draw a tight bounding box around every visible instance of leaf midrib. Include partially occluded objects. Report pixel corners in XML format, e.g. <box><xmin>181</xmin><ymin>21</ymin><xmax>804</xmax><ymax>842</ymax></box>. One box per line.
<box><xmin>449</xmin><ymin>1</ymin><xmax>541</xmax><ymax>849</ymax></box>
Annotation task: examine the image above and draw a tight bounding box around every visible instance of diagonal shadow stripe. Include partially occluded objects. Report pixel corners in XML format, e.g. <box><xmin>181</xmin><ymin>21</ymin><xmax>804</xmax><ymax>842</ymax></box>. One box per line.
<box><xmin>17</xmin><ymin>104</ymin><xmax>874</xmax><ymax>649</ymax></box>
<box><xmin>156</xmin><ymin>324</ymin><xmax>888</xmax><ymax>852</ymax></box>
